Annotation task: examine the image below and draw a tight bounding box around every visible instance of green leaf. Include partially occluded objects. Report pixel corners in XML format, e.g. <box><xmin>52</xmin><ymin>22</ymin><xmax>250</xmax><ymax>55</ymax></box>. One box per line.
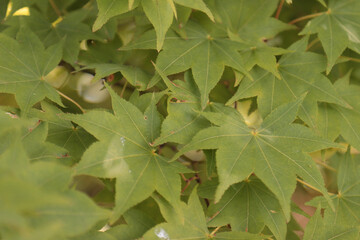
<box><xmin>83</xmin><ymin>63</ymin><xmax>150</xmax><ymax>90</ymax></box>
<box><xmin>0</xmin><ymin>128</ymin><xmax>109</xmax><ymax>239</ymax></box>
<box><xmin>0</xmin><ymin>0</ymin><xmax>9</xmax><ymax>22</ymax></box>
<box><xmin>106</xmin><ymin>208</ymin><xmax>157</xmax><ymax>240</ymax></box>
<box><xmin>64</xmin><ymin>84</ymin><xmax>191</xmax><ymax>223</ymax></box>
<box><xmin>309</xmin><ymin>149</ymin><xmax>360</xmax><ymax>229</ymax></box>
<box><xmin>30</xmin><ymin>102</ymin><xmax>96</xmax><ymax>162</ymax></box>
<box><xmin>143</xmin><ymin>188</ymin><xmax>209</xmax><ymax>239</ymax></box>
<box><xmin>21</xmin><ymin>119</ymin><xmax>69</xmax><ymax>163</ymax></box>
<box><xmin>208</xmin><ymin>177</ymin><xmax>287</xmax><ymax>240</ymax></box>
<box><xmin>152</xmin><ymin>69</ymin><xmax>210</xmax><ymax>145</ymax></box>
<box><xmin>174</xmin><ymin>0</ymin><xmax>214</xmax><ymax>22</ymax></box>
<box><xmin>142</xmin><ymin>0</ymin><xmax>173</xmax><ymax>51</ymax></box>
<box><xmin>71</xmin><ymin>231</ymin><xmax>117</xmax><ymax>240</ymax></box>
<box><xmin>304</xmin><ymin>202</ymin><xmax>360</xmax><ymax>240</ymax></box>
<box><xmin>301</xmin><ymin>0</ymin><xmax>360</xmax><ymax>73</ymax></box>
<box><xmin>0</xmin><ymin>27</ymin><xmax>63</xmax><ymax>116</ymax></box>
<box><xmin>208</xmin><ymin>0</ymin><xmax>294</xmax><ymax>78</ymax></box>
<box><xmin>93</xmin><ymin>0</ymin><xmax>140</xmax><ymax>31</ymax></box>
<box><xmin>41</xmin><ymin>10</ymin><xmax>98</xmax><ymax>64</ymax></box>
<box><xmin>32</xmin><ymin>190</ymin><xmax>110</xmax><ymax>237</ymax></box>
<box><xmin>173</xmin><ymin>99</ymin><xmax>339</xmax><ymax>219</ymax></box>
<box><xmin>228</xmin><ymin>39</ymin><xmax>349</xmax><ymax>130</ymax></box>
<box><xmin>303</xmin><ymin>206</ymin><xmax>324</xmax><ymax>240</ymax></box>
<box><xmin>145</xmin><ymin>188</ymin><xmax>265</xmax><ymax>239</ymax></box>
<box><xmin>332</xmin><ymin>72</ymin><xmax>360</xmax><ymax>151</ymax></box>
<box><xmin>150</xmin><ymin>21</ymin><xmax>250</xmax><ymax>108</ymax></box>
<box><xmin>6</xmin><ymin>9</ymin><xmax>98</xmax><ymax>64</ymax></box>
<box><xmin>144</xmin><ymin>93</ymin><xmax>162</xmax><ymax>143</ymax></box>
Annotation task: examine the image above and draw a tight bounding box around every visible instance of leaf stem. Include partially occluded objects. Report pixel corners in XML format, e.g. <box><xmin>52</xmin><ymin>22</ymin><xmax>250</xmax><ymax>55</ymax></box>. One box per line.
<box><xmin>296</xmin><ymin>178</ymin><xmax>334</xmax><ymax>195</ymax></box>
<box><xmin>297</xmin><ymin>178</ymin><xmax>322</xmax><ymax>193</ymax></box>
<box><xmin>209</xmin><ymin>226</ymin><xmax>221</xmax><ymax>237</ymax></box>
<box><xmin>180</xmin><ymin>174</ymin><xmax>199</xmax><ymax>193</ymax></box>
<box><xmin>49</xmin><ymin>0</ymin><xmax>62</xmax><ymax>17</ymax></box>
<box><xmin>314</xmin><ymin>159</ymin><xmax>337</xmax><ymax>172</ymax></box>
<box><xmin>306</xmin><ymin>38</ymin><xmax>320</xmax><ymax>51</ymax></box>
<box><xmin>340</xmin><ymin>56</ymin><xmax>360</xmax><ymax>63</ymax></box>
<box><xmin>275</xmin><ymin>0</ymin><xmax>285</xmax><ymax>19</ymax></box>
<box><xmin>57</xmin><ymin>90</ymin><xmax>86</xmax><ymax>113</ymax></box>
<box><xmin>289</xmin><ymin>12</ymin><xmax>324</xmax><ymax>25</ymax></box>
<box><xmin>120</xmin><ymin>81</ymin><xmax>128</xmax><ymax>98</ymax></box>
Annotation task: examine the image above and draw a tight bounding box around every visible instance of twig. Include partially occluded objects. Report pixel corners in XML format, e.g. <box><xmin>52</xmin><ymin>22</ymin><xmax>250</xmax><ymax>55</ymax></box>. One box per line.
<box><xmin>180</xmin><ymin>174</ymin><xmax>199</xmax><ymax>193</ymax></box>
<box><xmin>289</xmin><ymin>12</ymin><xmax>324</xmax><ymax>25</ymax></box>
<box><xmin>275</xmin><ymin>0</ymin><xmax>285</xmax><ymax>19</ymax></box>
<box><xmin>49</xmin><ymin>0</ymin><xmax>62</xmax><ymax>17</ymax></box>
<box><xmin>57</xmin><ymin>90</ymin><xmax>86</xmax><ymax>113</ymax></box>
<box><xmin>180</xmin><ymin>173</ymin><xmax>187</xmax><ymax>182</ymax></box>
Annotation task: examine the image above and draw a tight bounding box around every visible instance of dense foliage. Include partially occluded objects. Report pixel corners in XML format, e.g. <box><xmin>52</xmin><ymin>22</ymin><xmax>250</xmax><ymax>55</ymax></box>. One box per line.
<box><xmin>1</xmin><ymin>0</ymin><xmax>360</xmax><ymax>239</ymax></box>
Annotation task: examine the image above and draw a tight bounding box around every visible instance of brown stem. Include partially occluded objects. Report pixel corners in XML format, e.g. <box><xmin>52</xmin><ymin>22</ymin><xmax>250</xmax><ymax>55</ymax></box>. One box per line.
<box><xmin>275</xmin><ymin>0</ymin><xmax>285</xmax><ymax>19</ymax></box>
<box><xmin>180</xmin><ymin>173</ymin><xmax>187</xmax><ymax>182</ymax></box>
<box><xmin>57</xmin><ymin>90</ymin><xmax>86</xmax><ymax>113</ymax></box>
<box><xmin>289</xmin><ymin>12</ymin><xmax>324</xmax><ymax>25</ymax></box>
<box><xmin>180</xmin><ymin>174</ymin><xmax>199</xmax><ymax>193</ymax></box>
<box><xmin>181</xmin><ymin>181</ymin><xmax>191</xmax><ymax>193</ymax></box>
<box><xmin>49</xmin><ymin>0</ymin><xmax>62</xmax><ymax>17</ymax></box>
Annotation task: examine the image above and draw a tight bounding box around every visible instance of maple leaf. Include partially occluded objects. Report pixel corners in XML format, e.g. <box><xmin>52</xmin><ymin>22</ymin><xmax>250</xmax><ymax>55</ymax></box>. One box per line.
<box><xmin>104</xmin><ymin>208</ymin><xmax>157</xmax><ymax>240</ymax></box>
<box><xmin>29</xmin><ymin>102</ymin><xmax>96</xmax><ymax>162</ymax></box>
<box><xmin>0</xmin><ymin>27</ymin><xmax>63</xmax><ymax>116</ymax></box>
<box><xmin>20</xmin><ymin>118</ymin><xmax>69</xmax><ymax>164</ymax></box>
<box><xmin>304</xmin><ymin>206</ymin><xmax>359</xmax><ymax>240</ymax></box>
<box><xmin>147</xmin><ymin>21</ymin><xmax>251</xmax><ymax>108</ymax></box>
<box><xmin>332</xmin><ymin>73</ymin><xmax>360</xmax><ymax>151</ymax></box>
<box><xmin>227</xmin><ymin>37</ymin><xmax>350</xmax><ymax>130</ymax></box>
<box><xmin>152</xmin><ymin>67</ymin><xmax>211</xmax><ymax>145</ymax></box>
<box><xmin>208</xmin><ymin>0</ymin><xmax>295</xmax><ymax>79</ymax></box>
<box><xmin>64</xmin><ymin>84</ymin><xmax>191</xmax><ymax>223</ymax></box>
<box><xmin>82</xmin><ymin>63</ymin><xmax>151</xmax><ymax>90</ymax></box>
<box><xmin>308</xmin><ymin>149</ymin><xmax>360</xmax><ymax>227</ymax></box>
<box><xmin>143</xmin><ymin>189</ymin><xmax>267</xmax><ymax>240</ymax></box>
<box><xmin>315</xmin><ymin>72</ymin><xmax>360</xmax><ymax>150</ymax></box>
<box><xmin>304</xmin><ymin>148</ymin><xmax>360</xmax><ymax>240</ymax></box>
<box><xmin>173</xmin><ymin>97</ymin><xmax>340</xmax><ymax>219</ymax></box>
<box><xmin>0</xmin><ymin>112</ymin><xmax>110</xmax><ymax>240</ymax></box>
<box><xmin>206</xmin><ymin>177</ymin><xmax>287</xmax><ymax>240</ymax></box>
<box><xmin>300</xmin><ymin>0</ymin><xmax>360</xmax><ymax>73</ymax></box>
<box><xmin>93</xmin><ymin>0</ymin><xmax>213</xmax><ymax>51</ymax></box>
<box><xmin>6</xmin><ymin>9</ymin><xmax>99</xmax><ymax>64</ymax></box>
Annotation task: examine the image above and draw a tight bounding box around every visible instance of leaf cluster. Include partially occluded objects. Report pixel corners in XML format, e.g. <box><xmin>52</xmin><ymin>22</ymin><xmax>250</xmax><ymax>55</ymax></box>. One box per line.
<box><xmin>0</xmin><ymin>0</ymin><xmax>360</xmax><ymax>239</ymax></box>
